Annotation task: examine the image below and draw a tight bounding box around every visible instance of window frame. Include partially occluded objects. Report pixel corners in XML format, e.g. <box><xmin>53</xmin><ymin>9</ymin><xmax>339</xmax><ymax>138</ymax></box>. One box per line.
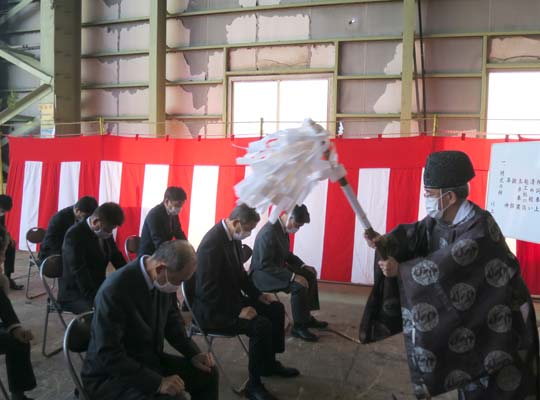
<box><xmin>227</xmin><ymin>73</ymin><xmax>334</xmax><ymax>137</ymax></box>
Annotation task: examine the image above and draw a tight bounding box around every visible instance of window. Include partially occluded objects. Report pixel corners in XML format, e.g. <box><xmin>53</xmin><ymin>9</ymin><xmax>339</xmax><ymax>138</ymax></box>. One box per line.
<box><xmin>229</xmin><ymin>75</ymin><xmax>332</xmax><ymax>137</ymax></box>
<box><xmin>487</xmin><ymin>71</ymin><xmax>540</xmax><ymax>138</ymax></box>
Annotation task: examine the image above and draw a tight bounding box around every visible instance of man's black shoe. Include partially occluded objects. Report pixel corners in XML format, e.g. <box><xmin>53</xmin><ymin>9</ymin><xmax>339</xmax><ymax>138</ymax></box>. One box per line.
<box><xmin>291</xmin><ymin>326</ymin><xmax>318</xmax><ymax>342</ymax></box>
<box><xmin>9</xmin><ymin>279</ymin><xmax>23</xmax><ymax>290</ymax></box>
<box><xmin>262</xmin><ymin>361</ymin><xmax>300</xmax><ymax>378</ymax></box>
<box><xmin>307</xmin><ymin>316</ymin><xmax>328</xmax><ymax>329</ymax></box>
<box><xmin>245</xmin><ymin>382</ymin><xmax>279</xmax><ymax>400</ymax></box>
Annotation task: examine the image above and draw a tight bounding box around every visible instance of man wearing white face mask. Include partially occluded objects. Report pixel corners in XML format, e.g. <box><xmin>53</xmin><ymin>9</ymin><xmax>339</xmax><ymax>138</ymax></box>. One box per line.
<box><xmin>361</xmin><ymin>151</ymin><xmax>539</xmax><ymax>400</ymax></box>
<box><xmin>59</xmin><ymin>202</ymin><xmax>126</xmax><ymax>314</ymax></box>
<box><xmin>82</xmin><ymin>240</ymin><xmax>218</xmax><ymax>400</ymax></box>
<box><xmin>250</xmin><ymin>204</ymin><xmax>327</xmax><ymax>342</ymax></box>
<box><xmin>139</xmin><ymin>186</ymin><xmax>187</xmax><ymax>257</ymax></box>
<box><xmin>193</xmin><ymin>204</ymin><xmax>300</xmax><ymax>400</ymax></box>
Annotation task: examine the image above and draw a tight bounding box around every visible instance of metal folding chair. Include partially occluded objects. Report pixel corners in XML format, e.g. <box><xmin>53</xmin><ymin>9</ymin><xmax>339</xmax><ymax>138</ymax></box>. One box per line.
<box><xmin>181</xmin><ymin>281</ymin><xmax>249</xmax><ymax>395</ymax></box>
<box><xmin>124</xmin><ymin>235</ymin><xmax>140</xmax><ymax>262</ymax></box>
<box><xmin>63</xmin><ymin>311</ymin><xmax>93</xmax><ymax>400</ymax></box>
<box><xmin>40</xmin><ymin>255</ymin><xmax>73</xmax><ymax>357</ymax></box>
<box><xmin>25</xmin><ymin>227</ymin><xmax>47</xmax><ymax>299</ymax></box>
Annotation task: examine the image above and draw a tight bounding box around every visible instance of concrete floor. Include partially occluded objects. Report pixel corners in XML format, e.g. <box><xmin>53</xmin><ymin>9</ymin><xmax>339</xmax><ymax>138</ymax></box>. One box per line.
<box><xmin>2</xmin><ymin>252</ymin><xmax>538</xmax><ymax>400</ymax></box>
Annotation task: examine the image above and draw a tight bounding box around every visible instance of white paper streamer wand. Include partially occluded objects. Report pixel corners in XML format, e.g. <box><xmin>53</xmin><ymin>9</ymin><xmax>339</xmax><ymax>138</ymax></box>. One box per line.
<box><xmin>322</xmin><ymin>151</ymin><xmax>388</xmax><ymax>259</ymax></box>
<box><xmin>235</xmin><ymin>118</ymin><xmax>387</xmax><ymax>259</ymax></box>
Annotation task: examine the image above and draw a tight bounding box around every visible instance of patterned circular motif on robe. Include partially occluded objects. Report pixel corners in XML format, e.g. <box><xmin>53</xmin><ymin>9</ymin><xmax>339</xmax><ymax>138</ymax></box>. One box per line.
<box><xmin>411</xmin><ymin>260</ymin><xmax>440</xmax><ymax>286</ymax></box>
<box><xmin>382</xmin><ymin>297</ymin><xmax>401</xmax><ymax>317</ymax></box>
<box><xmin>413</xmin><ymin>347</ymin><xmax>437</xmax><ymax>373</ymax></box>
<box><xmin>412</xmin><ymin>303</ymin><xmax>439</xmax><ymax>332</ymax></box>
<box><xmin>444</xmin><ymin>370</ymin><xmax>472</xmax><ymax>391</ymax></box>
<box><xmin>484</xmin><ymin>350</ymin><xmax>513</xmax><ymax>374</ymax></box>
<box><xmin>402</xmin><ymin>307</ymin><xmax>413</xmax><ymax>335</ymax></box>
<box><xmin>451</xmin><ymin>239</ymin><xmax>479</xmax><ymax>266</ymax></box>
<box><xmin>450</xmin><ymin>283</ymin><xmax>476</xmax><ymax>311</ymax></box>
<box><xmin>485</xmin><ymin>259</ymin><xmax>515</xmax><ymax>288</ymax></box>
<box><xmin>487</xmin><ymin>305</ymin><xmax>512</xmax><ymax>333</ymax></box>
<box><xmin>448</xmin><ymin>327</ymin><xmax>476</xmax><ymax>354</ymax></box>
<box><xmin>496</xmin><ymin>365</ymin><xmax>522</xmax><ymax>392</ymax></box>
<box><xmin>439</xmin><ymin>237</ymin><xmax>449</xmax><ymax>249</ymax></box>
<box><xmin>487</xmin><ymin>214</ymin><xmax>502</xmax><ymax>242</ymax></box>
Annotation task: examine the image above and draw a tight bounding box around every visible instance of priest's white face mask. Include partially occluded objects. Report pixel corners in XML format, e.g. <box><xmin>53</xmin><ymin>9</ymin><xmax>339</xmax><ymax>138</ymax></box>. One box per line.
<box><xmin>424</xmin><ymin>189</ymin><xmax>450</xmax><ymax>219</ymax></box>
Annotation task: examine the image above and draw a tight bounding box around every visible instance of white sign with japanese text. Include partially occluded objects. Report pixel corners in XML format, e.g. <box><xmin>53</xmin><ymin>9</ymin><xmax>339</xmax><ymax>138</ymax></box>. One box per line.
<box><xmin>487</xmin><ymin>141</ymin><xmax>540</xmax><ymax>243</ymax></box>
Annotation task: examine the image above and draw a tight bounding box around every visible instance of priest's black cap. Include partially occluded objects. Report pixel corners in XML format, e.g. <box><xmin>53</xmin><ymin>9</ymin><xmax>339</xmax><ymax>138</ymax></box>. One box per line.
<box><xmin>423</xmin><ymin>151</ymin><xmax>475</xmax><ymax>188</ymax></box>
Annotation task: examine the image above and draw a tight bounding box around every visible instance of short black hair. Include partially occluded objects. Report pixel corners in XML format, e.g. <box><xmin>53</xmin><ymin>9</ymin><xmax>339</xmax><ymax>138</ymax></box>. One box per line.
<box><xmin>444</xmin><ymin>184</ymin><xmax>469</xmax><ymax>200</ymax></box>
<box><xmin>291</xmin><ymin>204</ymin><xmax>310</xmax><ymax>224</ymax></box>
<box><xmin>75</xmin><ymin>196</ymin><xmax>98</xmax><ymax>214</ymax></box>
<box><xmin>229</xmin><ymin>203</ymin><xmax>260</xmax><ymax>225</ymax></box>
<box><xmin>153</xmin><ymin>240</ymin><xmax>196</xmax><ymax>273</ymax></box>
<box><xmin>0</xmin><ymin>195</ymin><xmax>13</xmax><ymax>211</ymax></box>
<box><xmin>164</xmin><ymin>187</ymin><xmax>187</xmax><ymax>202</ymax></box>
<box><xmin>93</xmin><ymin>202</ymin><xmax>124</xmax><ymax>226</ymax></box>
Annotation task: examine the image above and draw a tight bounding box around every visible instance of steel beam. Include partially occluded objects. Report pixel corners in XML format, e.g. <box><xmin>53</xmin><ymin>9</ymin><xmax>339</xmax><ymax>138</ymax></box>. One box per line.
<box><xmin>0</xmin><ymin>46</ymin><xmax>52</xmax><ymax>83</ymax></box>
<box><xmin>400</xmin><ymin>0</ymin><xmax>415</xmax><ymax>135</ymax></box>
<box><xmin>149</xmin><ymin>0</ymin><xmax>167</xmax><ymax>136</ymax></box>
<box><xmin>0</xmin><ymin>84</ymin><xmax>51</xmax><ymax>125</ymax></box>
<box><xmin>0</xmin><ymin>0</ymin><xmax>34</xmax><ymax>27</ymax></box>
<box><xmin>40</xmin><ymin>0</ymin><xmax>82</xmax><ymax>135</ymax></box>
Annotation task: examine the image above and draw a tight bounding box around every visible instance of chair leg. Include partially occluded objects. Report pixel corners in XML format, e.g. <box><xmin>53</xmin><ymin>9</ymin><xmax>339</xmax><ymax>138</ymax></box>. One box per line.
<box><xmin>198</xmin><ymin>336</ymin><xmax>246</xmax><ymax>396</ymax></box>
<box><xmin>237</xmin><ymin>335</ymin><xmax>249</xmax><ymax>355</ymax></box>
<box><xmin>42</xmin><ymin>303</ymin><xmax>63</xmax><ymax>358</ymax></box>
<box><xmin>0</xmin><ymin>377</ymin><xmax>8</xmax><ymax>400</ymax></box>
<box><xmin>25</xmin><ymin>262</ymin><xmax>46</xmax><ymax>300</ymax></box>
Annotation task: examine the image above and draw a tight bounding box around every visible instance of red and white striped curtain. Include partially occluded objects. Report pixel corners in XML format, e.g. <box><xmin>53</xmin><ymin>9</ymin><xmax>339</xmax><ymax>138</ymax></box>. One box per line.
<box><xmin>6</xmin><ymin>135</ymin><xmax>540</xmax><ymax>294</ymax></box>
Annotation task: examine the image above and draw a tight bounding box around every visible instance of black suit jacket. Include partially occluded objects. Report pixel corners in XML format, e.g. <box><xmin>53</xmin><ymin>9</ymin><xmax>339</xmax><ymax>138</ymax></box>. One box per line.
<box><xmin>38</xmin><ymin>206</ymin><xmax>76</xmax><ymax>261</ymax></box>
<box><xmin>192</xmin><ymin>222</ymin><xmax>261</xmax><ymax>331</ymax></box>
<box><xmin>0</xmin><ymin>287</ymin><xmax>19</xmax><ymax>328</ymax></box>
<box><xmin>250</xmin><ymin>221</ymin><xmax>304</xmax><ymax>291</ymax></box>
<box><xmin>59</xmin><ymin>220</ymin><xmax>126</xmax><ymax>305</ymax></box>
<box><xmin>82</xmin><ymin>260</ymin><xmax>200</xmax><ymax>396</ymax></box>
<box><xmin>138</xmin><ymin>203</ymin><xmax>187</xmax><ymax>256</ymax></box>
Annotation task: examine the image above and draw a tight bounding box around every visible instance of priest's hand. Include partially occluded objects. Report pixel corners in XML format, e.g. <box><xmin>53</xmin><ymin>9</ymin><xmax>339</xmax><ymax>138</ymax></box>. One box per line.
<box><xmin>364</xmin><ymin>231</ymin><xmax>382</xmax><ymax>249</ymax></box>
<box><xmin>378</xmin><ymin>257</ymin><xmax>399</xmax><ymax>278</ymax></box>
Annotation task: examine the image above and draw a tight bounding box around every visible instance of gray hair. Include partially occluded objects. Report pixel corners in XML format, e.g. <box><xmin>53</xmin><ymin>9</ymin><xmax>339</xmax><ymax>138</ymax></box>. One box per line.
<box><xmin>229</xmin><ymin>203</ymin><xmax>260</xmax><ymax>225</ymax></box>
<box><xmin>153</xmin><ymin>240</ymin><xmax>196</xmax><ymax>272</ymax></box>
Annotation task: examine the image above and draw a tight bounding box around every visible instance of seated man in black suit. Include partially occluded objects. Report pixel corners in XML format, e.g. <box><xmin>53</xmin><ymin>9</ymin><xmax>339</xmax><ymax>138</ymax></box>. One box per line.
<box><xmin>0</xmin><ymin>194</ymin><xmax>22</xmax><ymax>290</ymax></box>
<box><xmin>59</xmin><ymin>202</ymin><xmax>126</xmax><ymax>314</ymax></box>
<box><xmin>250</xmin><ymin>205</ymin><xmax>327</xmax><ymax>342</ymax></box>
<box><xmin>38</xmin><ymin>196</ymin><xmax>98</xmax><ymax>262</ymax></box>
<box><xmin>193</xmin><ymin>204</ymin><xmax>299</xmax><ymax>400</ymax></box>
<box><xmin>82</xmin><ymin>240</ymin><xmax>218</xmax><ymax>400</ymax></box>
<box><xmin>0</xmin><ymin>226</ymin><xmax>37</xmax><ymax>400</ymax></box>
<box><xmin>139</xmin><ymin>186</ymin><xmax>187</xmax><ymax>256</ymax></box>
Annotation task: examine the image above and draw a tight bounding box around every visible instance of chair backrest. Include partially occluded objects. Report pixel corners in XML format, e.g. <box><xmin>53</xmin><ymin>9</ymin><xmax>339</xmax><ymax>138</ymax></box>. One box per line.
<box><xmin>182</xmin><ymin>279</ymin><xmax>210</xmax><ymax>334</ymax></box>
<box><xmin>181</xmin><ymin>280</ymin><xmax>195</xmax><ymax>313</ymax></box>
<box><xmin>40</xmin><ymin>255</ymin><xmax>63</xmax><ymax>305</ymax></box>
<box><xmin>63</xmin><ymin>311</ymin><xmax>93</xmax><ymax>400</ymax></box>
<box><xmin>124</xmin><ymin>235</ymin><xmax>140</xmax><ymax>262</ymax></box>
<box><xmin>41</xmin><ymin>255</ymin><xmax>63</xmax><ymax>279</ymax></box>
<box><xmin>26</xmin><ymin>227</ymin><xmax>46</xmax><ymax>264</ymax></box>
<box><xmin>241</xmin><ymin>244</ymin><xmax>252</xmax><ymax>263</ymax></box>
<box><xmin>26</xmin><ymin>227</ymin><xmax>46</xmax><ymax>244</ymax></box>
